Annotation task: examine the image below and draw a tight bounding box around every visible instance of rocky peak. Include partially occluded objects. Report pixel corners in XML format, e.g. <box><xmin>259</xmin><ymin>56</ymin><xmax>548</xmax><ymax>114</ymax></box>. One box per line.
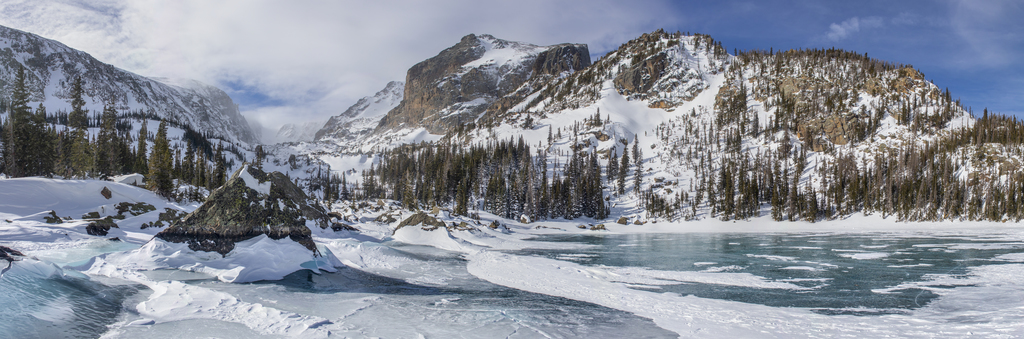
<box><xmin>156</xmin><ymin>164</ymin><xmax>329</xmax><ymax>255</ymax></box>
<box><xmin>375</xmin><ymin>34</ymin><xmax>590</xmax><ymax>135</ymax></box>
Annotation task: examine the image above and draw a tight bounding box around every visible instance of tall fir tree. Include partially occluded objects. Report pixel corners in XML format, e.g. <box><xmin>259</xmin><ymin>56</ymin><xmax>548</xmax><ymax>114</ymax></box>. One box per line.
<box><xmin>607</xmin><ymin>148</ymin><xmax>618</xmax><ymax>184</ymax></box>
<box><xmin>67</xmin><ymin>76</ymin><xmax>92</xmax><ymax>178</ymax></box>
<box><xmin>148</xmin><ymin>120</ymin><xmax>174</xmax><ymax>197</ymax></box>
<box><xmin>68</xmin><ymin>77</ymin><xmax>88</xmax><ymax>130</ymax></box>
<box><xmin>618</xmin><ymin>146</ymin><xmax>628</xmax><ymax>195</ymax></box>
<box><xmin>3</xmin><ymin>67</ymin><xmax>32</xmax><ymax>177</ymax></box>
<box><xmin>29</xmin><ymin>104</ymin><xmax>54</xmax><ymax>176</ymax></box>
<box><xmin>211</xmin><ymin>143</ymin><xmax>226</xmax><ymax>189</ymax></box>
<box><xmin>95</xmin><ymin>101</ymin><xmax>120</xmax><ymax>178</ymax></box>
<box><xmin>633</xmin><ymin>135</ymin><xmax>643</xmax><ymax>193</ymax></box>
<box><xmin>135</xmin><ymin>120</ymin><xmax>149</xmax><ymax>174</ymax></box>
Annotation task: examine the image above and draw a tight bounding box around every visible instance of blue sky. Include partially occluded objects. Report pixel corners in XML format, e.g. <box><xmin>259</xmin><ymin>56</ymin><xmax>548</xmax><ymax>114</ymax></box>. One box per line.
<box><xmin>0</xmin><ymin>0</ymin><xmax>1020</xmax><ymax>138</ymax></box>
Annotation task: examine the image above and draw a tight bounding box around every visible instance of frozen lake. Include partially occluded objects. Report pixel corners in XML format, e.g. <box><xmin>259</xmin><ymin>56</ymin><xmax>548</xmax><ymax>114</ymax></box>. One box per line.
<box><xmin>2</xmin><ymin>230</ymin><xmax>1023</xmax><ymax>338</ymax></box>
<box><xmin>515</xmin><ymin>232</ymin><xmax>1024</xmax><ymax>315</ymax></box>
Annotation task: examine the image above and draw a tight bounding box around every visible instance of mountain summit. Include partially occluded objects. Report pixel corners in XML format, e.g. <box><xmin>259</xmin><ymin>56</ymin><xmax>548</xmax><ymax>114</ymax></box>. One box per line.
<box><xmin>375</xmin><ymin>34</ymin><xmax>590</xmax><ymax>135</ymax></box>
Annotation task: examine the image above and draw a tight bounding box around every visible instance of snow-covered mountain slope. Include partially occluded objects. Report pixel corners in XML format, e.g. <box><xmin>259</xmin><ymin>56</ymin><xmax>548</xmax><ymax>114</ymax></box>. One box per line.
<box><xmin>275</xmin><ymin>120</ymin><xmax>324</xmax><ymax>143</ymax></box>
<box><xmin>0</xmin><ymin>25</ymin><xmax>258</xmax><ymax>144</ymax></box>
<box><xmin>312</xmin><ymin>81</ymin><xmax>404</xmax><ymax>148</ymax></box>
<box><xmin>284</xmin><ymin>29</ymin><xmax>1024</xmax><ymax>223</ymax></box>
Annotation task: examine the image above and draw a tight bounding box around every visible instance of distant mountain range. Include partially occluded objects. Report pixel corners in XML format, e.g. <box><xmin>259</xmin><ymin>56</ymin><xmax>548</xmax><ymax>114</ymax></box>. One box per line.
<box><xmin>297</xmin><ymin>29</ymin><xmax>1024</xmax><ymax>223</ymax></box>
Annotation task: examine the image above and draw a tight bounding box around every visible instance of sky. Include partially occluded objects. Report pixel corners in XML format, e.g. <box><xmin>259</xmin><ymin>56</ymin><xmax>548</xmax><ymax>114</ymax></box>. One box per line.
<box><xmin>0</xmin><ymin>0</ymin><xmax>1020</xmax><ymax>142</ymax></box>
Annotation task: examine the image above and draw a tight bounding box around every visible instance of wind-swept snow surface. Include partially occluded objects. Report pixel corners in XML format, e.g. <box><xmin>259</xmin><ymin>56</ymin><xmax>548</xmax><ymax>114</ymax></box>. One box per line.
<box><xmin>2</xmin><ymin>176</ymin><xmax>1023</xmax><ymax>338</ymax></box>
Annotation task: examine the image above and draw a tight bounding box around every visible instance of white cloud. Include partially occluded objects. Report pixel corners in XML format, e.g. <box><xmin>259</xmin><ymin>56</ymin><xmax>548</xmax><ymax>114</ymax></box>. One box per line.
<box><xmin>825</xmin><ymin>16</ymin><xmax>883</xmax><ymax>42</ymax></box>
<box><xmin>0</xmin><ymin>0</ymin><xmax>673</xmax><ymax>139</ymax></box>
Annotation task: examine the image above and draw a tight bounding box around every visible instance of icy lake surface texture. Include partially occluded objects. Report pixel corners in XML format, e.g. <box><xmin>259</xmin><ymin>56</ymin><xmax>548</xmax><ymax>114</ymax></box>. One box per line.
<box><xmin>517</xmin><ymin>232</ymin><xmax>1024</xmax><ymax>315</ymax></box>
<box><xmin>2</xmin><ymin>231</ymin><xmax>1023</xmax><ymax>338</ymax></box>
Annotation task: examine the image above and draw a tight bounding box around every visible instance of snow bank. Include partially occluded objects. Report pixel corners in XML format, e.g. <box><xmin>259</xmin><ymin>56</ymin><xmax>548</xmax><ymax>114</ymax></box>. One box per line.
<box><xmin>110</xmin><ymin>173</ymin><xmax>144</xmax><ymax>186</ymax></box>
<box><xmin>0</xmin><ymin>177</ymin><xmax>162</xmax><ymax>217</ymax></box>
<box><xmin>85</xmin><ymin>235</ymin><xmax>336</xmax><ymax>283</ymax></box>
<box><xmin>80</xmin><ymin>254</ymin><xmax>332</xmax><ymax>337</ymax></box>
<box><xmin>391</xmin><ymin>226</ymin><xmax>482</xmax><ymax>253</ymax></box>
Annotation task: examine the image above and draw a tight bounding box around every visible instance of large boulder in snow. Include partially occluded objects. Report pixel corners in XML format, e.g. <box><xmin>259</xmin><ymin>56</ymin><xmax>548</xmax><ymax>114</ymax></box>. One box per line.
<box><xmin>396</xmin><ymin>212</ymin><xmax>446</xmax><ymax>231</ymax></box>
<box><xmin>156</xmin><ymin>164</ymin><xmax>329</xmax><ymax>255</ymax></box>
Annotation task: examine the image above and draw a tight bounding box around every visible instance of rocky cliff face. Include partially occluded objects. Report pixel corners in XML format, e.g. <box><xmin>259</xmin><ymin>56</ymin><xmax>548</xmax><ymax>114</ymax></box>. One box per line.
<box><xmin>156</xmin><ymin>164</ymin><xmax>329</xmax><ymax>255</ymax></box>
<box><xmin>0</xmin><ymin>25</ymin><xmax>258</xmax><ymax>144</ymax></box>
<box><xmin>376</xmin><ymin>34</ymin><xmax>590</xmax><ymax>135</ymax></box>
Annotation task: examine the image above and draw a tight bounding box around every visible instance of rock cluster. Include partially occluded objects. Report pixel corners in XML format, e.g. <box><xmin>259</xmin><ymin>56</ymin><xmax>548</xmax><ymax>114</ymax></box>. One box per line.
<box><xmin>396</xmin><ymin>212</ymin><xmax>447</xmax><ymax>231</ymax></box>
<box><xmin>798</xmin><ymin>115</ymin><xmax>864</xmax><ymax>151</ymax></box>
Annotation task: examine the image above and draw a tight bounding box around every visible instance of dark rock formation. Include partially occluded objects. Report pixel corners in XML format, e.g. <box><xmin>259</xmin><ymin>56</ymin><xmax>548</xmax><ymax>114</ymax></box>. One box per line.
<box><xmin>156</xmin><ymin>164</ymin><xmax>330</xmax><ymax>256</ymax></box>
<box><xmin>532</xmin><ymin>44</ymin><xmax>591</xmax><ymax>76</ymax></box>
<box><xmin>0</xmin><ymin>246</ymin><xmax>24</xmax><ymax>261</ymax></box>
<box><xmin>377</xmin><ymin>34</ymin><xmax>590</xmax><ymax>135</ymax></box>
<box><xmin>396</xmin><ymin>212</ymin><xmax>446</xmax><ymax>231</ymax></box>
<box><xmin>86</xmin><ymin>220</ymin><xmax>118</xmax><ymax>236</ymax></box>
<box><xmin>614</xmin><ymin>53</ymin><xmax>669</xmax><ymax>96</ymax></box>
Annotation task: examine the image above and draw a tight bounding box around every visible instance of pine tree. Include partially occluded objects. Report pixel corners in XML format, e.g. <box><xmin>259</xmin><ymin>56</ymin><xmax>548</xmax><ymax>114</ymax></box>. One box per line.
<box><xmin>66</xmin><ymin>76</ymin><xmax>92</xmax><ymax>178</ymax></box>
<box><xmin>3</xmin><ymin>67</ymin><xmax>32</xmax><ymax>177</ymax></box>
<box><xmin>402</xmin><ymin>171</ymin><xmax>417</xmax><ymax>210</ymax></box>
<box><xmin>618</xmin><ymin>146</ymin><xmax>628</xmax><ymax>195</ymax></box>
<box><xmin>68</xmin><ymin>77</ymin><xmax>89</xmax><ymax>130</ymax></box>
<box><xmin>135</xmin><ymin>121</ymin><xmax>148</xmax><ymax>174</ymax></box>
<box><xmin>607</xmin><ymin>148</ymin><xmax>618</xmax><ymax>184</ymax></box>
<box><xmin>633</xmin><ymin>135</ymin><xmax>643</xmax><ymax>193</ymax></box>
<box><xmin>29</xmin><ymin>104</ymin><xmax>54</xmax><ymax>176</ymax></box>
<box><xmin>148</xmin><ymin>120</ymin><xmax>174</xmax><ymax>198</ymax></box>
<box><xmin>253</xmin><ymin>145</ymin><xmax>265</xmax><ymax>169</ymax></box>
<box><xmin>95</xmin><ymin>101</ymin><xmax>120</xmax><ymax>178</ymax></box>
<box><xmin>212</xmin><ymin>143</ymin><xmax>226</xmax><ymax>189</ymax></box>
<box><xmin>340</xmin><ymin>172</ymin><xmax>350</xmax><ymax>201</ymax></box>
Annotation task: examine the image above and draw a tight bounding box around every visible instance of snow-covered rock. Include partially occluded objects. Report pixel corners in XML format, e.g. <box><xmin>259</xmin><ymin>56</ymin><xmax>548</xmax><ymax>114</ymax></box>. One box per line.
<box><xmin>155</xmin><ymin>164</ymin><xmax>331</xmax><ymax>255</ymax></box>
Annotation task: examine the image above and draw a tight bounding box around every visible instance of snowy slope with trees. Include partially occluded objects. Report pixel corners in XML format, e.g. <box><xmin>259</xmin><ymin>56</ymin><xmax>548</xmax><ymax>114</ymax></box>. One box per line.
<box><xmin>289</xmin><ymin>29</ymin><xmax>1024</xmax><ymax>225</ymax></box>
<box><xmin>0</xmin><ymin>24</ymin><xmax>258</xmax><ymax>144</ymax></box>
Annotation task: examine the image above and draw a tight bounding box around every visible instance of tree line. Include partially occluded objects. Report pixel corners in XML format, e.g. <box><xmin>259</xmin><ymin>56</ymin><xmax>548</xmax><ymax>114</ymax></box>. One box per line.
<box><xmin>0</xmin><ymin>66</ymin><xmax>231</xmax><ymax>199</ymax></box>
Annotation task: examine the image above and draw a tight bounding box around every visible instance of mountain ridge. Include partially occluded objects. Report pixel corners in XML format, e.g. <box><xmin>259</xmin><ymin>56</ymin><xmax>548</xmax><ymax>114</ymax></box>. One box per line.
<box><xmin>291</xmin><ymin>29</ymin><xmax>1024</xmax><ymax>224</ymax></box>
<box><xmin>0</xmin><ymin>24</ymin><xmax>258</xmax><ymax>144</ymax></box>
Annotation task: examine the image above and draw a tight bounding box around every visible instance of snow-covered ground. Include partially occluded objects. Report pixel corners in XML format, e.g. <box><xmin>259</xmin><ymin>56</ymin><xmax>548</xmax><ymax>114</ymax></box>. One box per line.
<box><xmin>1</xmin><ymin>177</ymin><xmax>1023</xmax><ymax>338</ymax></box>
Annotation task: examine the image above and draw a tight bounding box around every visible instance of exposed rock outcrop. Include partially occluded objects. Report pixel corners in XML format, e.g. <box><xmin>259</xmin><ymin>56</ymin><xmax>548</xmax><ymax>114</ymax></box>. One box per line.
<box><xmin>0</xmin><ymin>246</ymin><xmax>24</xmax><ymax>262</ymax></box>
<box><xmin>86</xmin><ymin>220</ymin><xmax>118</xmax><ymax>236</ymax></box>
<box><xmin>156</xmin><ymin>164</ymin><xmax>329</xmax><ymax>256</ymax></box>
<box><xmin>614</xmin><ymin>53</ymin><xmax>669</xmax><ymax>96</ymax></box>
<box><xmin>396</xmin><ymin>212</ymin><xmax>446</xmax><ymax>231</ymax></box>
<box><xmin>532</xmin><ymin>44</ymin><xmax>592</xmax><ymax>76</ymax></box>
